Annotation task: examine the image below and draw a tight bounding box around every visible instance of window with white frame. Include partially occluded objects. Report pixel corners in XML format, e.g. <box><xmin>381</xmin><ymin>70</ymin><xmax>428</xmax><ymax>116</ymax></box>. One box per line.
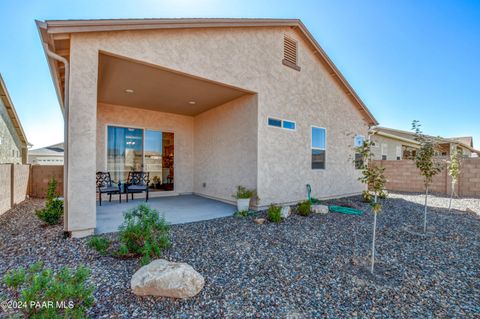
<box><xmin>381</xmin><ymin>143</ymin><xmax>388</xmax><ymax>160</ymax></box>
<box><xmin>396</xmin><ymin>145</ymin><xmax>402</xmax><ymax>160</ymax></box>
<box><xmin>311</xmin><ymin>126</ymin><xmax>326</xmax><ymax>169</ymax></box>
<box><xmin>354</xmin><ymin>135</ymin><xmax>365</xmax><ymax>169</ymax></box>
<box><xmin>267</xmin><ymin>117</ymin><xmax>296</xmax><ymax>130</ymax></box>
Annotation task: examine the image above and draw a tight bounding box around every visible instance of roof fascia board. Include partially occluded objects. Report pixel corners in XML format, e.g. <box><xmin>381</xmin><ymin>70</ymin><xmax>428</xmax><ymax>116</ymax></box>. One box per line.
<box><xmin>0</xmin><ymin>74</ymin><xmax>29</xmax><ymax>147</ymax></box>
<box><xmin>373</xmin><ymin>130</ymin><xmax>420</xmax><ymax>146</ymax></box>
<box><xmin>43</xmin><ymin>18</ymin><xmax>300</xmax><ymax>34</ymax></box>
<box><xmin>36</xmin><ymin>20</ymin><xmax>65</xmax><ymax>112</ymax></box>
<box><xmin>38</xmin><ymin>18</ymin><xmax>378</xmax><ymax>125</ymax></box>
<box><xmin>295</xmin><ymin>21</ymin><xmax>377</xmax><ymax>125</ymax></box>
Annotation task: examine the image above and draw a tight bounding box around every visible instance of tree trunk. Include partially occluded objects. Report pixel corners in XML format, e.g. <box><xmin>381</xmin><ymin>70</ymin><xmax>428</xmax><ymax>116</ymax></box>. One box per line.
<box><xmin>448</xmin><ymin>182</ymin><xmax>454</xmax><ymax>212</ymax></box>
<box><xmin>423</xmin><ymin>186</ymin><xmax>428</xmax><ymax>233</ymax></box>
<box><xmin>371</xmin><ymin>195</ymin><xmax>378</xmax><ymax>274</ymax></box>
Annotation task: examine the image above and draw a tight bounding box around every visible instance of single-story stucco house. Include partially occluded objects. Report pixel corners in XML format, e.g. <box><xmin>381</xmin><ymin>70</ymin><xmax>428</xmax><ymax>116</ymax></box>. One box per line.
<box><xmin>28</xmin><ymin>142</ymin><xmax>64</xmax><ymax>165</ymax></box>
<box><xmin>37</xmin><ymin>18</ymin><xmax>378</xmax><ymax>237</ymax></box>
<box><xmin>0</xmin><ymin>74</ymin><xmax>30</xmax><ymax>164</ymax></box>
<box><xmin>371</xmin><ymin>126</ymin><xmax>479</xmax><ymax>160</ymax></box>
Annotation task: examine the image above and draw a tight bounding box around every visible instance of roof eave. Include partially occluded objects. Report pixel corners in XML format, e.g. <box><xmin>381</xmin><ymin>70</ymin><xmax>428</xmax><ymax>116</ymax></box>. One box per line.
<box><xmin>0</xmin><ymin>74</ymin><xmax>30</xmax><ymax>147</ymax></box>
<box><xmin>38</xmin><ymin>17</ymin><xmax>378</xmax><ymax>125</ymax></box>
<box><xmin>36</xmin><ymin>20</ymin><xmax>65</xmax><ymax>114</ymax></box>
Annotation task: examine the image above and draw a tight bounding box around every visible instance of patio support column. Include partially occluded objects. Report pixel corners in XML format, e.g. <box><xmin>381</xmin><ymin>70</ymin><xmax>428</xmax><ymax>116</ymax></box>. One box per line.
<box><xmin>66</xmin><ymin>38</ymin><xmax>98</xmax><ymax>237</ymax></box>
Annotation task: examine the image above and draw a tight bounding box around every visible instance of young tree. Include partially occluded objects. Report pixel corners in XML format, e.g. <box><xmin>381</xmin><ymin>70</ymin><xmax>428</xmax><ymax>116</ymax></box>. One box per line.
<box><xmin>356</xmin><ymin>138</ymin><xmax>386</xmax><ymax>274</ymax></box>
<box><xmin>411</xmin><ymin>121</ymin><xmax>443</xmax><ymax>233</ymax></box>
<box><xmin>447</xmin><ymin>149</ymin><xmax>461</xmax><ymax>212</ymax></box>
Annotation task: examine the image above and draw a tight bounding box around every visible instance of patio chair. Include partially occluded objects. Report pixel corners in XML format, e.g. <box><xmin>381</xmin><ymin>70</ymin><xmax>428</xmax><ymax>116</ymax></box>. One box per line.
<box><xmin>125</xmin><ymin>171</ymin><xmax>150</xmax><ymax>202</ymax></box>
<box><xmin>96</xmin><ymin>171</ymin><xmax>122</xmax><ymax>206</ymax></box>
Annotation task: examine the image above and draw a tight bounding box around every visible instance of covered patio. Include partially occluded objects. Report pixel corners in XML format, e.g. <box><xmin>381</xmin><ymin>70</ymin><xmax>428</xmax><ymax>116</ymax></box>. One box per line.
<box><xmin>96</xmin><ymin>194</ymin><xmax>236</xmax><ymax>234</ymax></box>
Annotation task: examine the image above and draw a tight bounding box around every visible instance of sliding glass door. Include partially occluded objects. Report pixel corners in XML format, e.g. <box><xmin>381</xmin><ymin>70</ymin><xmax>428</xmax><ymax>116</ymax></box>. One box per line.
<box><xmin>107</xmin><ymin>125</ymin><xmax>174</xmax><ymax>191</ymax></box>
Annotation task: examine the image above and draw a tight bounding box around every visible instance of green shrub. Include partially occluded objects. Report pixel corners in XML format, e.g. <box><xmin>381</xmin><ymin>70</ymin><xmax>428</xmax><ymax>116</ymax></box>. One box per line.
<box><xmin>36</xmin><ymin>178</ymin><xmax>63</xmax><ymax>225</ymax></box>
<box><xmin>362</xmin><ymin>190</ymin><xmax>373</xmax><ymax>203</ymax></box>
<box><xmin>297</xmin><ymin>201</ymin><xmax>311</xmax><ymax>216</ymax></box>
<box><xmin>378</xmin><ymin>190</ymin><xmax>388</xmax><ymax>199</ymax></box>
<box><xmin>267</xmin><ymin>205</ymin><xmax>282</xmax><ymax>223</ymax></box>
<box><xmin>2</xmin><ymin>262</ymin><xmax>94</xmax><ymax>319</ymax></box>
<box><xmin>234</xmin><ymin>210</ymin><xmax>254</xmax><ymax>218</ymax></box>
<box><xmin>117</xmin><ymin>204</ymin><xmax>171</xmax><ymax>265</ymax></box>
<box><xmin>87</xmin><ymin>236</ymin><xmax>110</xmax><ymax>255</ymax></box>
<box><xmin>232</xmin><ymin>186</ymin><xmax>257</xmax><ymax>199</ymax></box>
<box><xmin>36</xmin><ymin>199</ymin><xmax>63</xmax><ymax>225</ymax></box>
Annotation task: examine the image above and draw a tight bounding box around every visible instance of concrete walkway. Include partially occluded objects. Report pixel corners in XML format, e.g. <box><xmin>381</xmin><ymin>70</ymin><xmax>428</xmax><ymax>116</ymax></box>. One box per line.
<box><xmin>96</xmin><ymin>194</ymin><xmax>236</xmax><ymax>234</ymax></box>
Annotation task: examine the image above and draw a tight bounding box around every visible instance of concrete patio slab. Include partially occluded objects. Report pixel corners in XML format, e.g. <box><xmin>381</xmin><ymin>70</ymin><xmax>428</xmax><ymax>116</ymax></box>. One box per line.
<box><xmin>96</xmin><ymin>194</ymin><xmax>236</xmax><ymax>234</ymax></box>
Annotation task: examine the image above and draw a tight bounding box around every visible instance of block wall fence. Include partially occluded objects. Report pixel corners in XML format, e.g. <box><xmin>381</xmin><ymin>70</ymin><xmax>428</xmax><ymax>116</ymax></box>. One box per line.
<box><xmin>1</xmin><ymin>160</ymin><xmax>478</xmax><ymax>216</ymax></box>
<box><xmin>0</xmin><ymin>164</ymin><xmax>63</xmax><ymax>216</ymax></box>
<box><xmin>371</xmin><ymin>158</ymin><xmax>480</xmax><ymax>197</ymax></box>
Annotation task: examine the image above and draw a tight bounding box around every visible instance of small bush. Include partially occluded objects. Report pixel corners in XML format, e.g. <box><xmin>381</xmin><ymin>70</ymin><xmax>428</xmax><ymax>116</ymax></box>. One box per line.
<box><xmin>297</xmin><ymin>201</ymin><xmax>311</xmax><ymax>216</ymax></box>
<box><xmin>2</xmin><ymin>262</ymin><xmax>94</xmax><ymax>319</ymax></box>
<box><xmin>233</xmin><ymin>186</ymin><xmax>257</xmax><ymax>199</ymax></box>
<box><xmin>378</xmin><ymin>190</ymin><xmax>388</xmax><ymax>200</ymax></box>
<box><xmin>234</xmin><ymin>210</ymin><xmax>254</xmax><ymax>218</ymax></box>
<box><xmin>36</xmin><ymin>199</ymin><xmax>63</xmax><ymax>225</ymax></box>
<box><xmin>36</xmin><ymin>178</ymin><xmax>63</xmax><ymax>225</ymax></box>
<box><xmin>267</xmin><ymin>205</ymin><xmax>282</xmax><ymax>223</ymax></box>
<box><xmin>362</xmin><ymin>190</ymin><xmax>373</xmax><ymax>203</ymax></box>
<box><xmin>118</xmin><ymin>204</ymin><xmax>171</xmax><ymax>265</ymax></box>
<box><xmin>87</xmin><ymin>236</ymin><xmax>110</xmax><ymax>255</ymax></box>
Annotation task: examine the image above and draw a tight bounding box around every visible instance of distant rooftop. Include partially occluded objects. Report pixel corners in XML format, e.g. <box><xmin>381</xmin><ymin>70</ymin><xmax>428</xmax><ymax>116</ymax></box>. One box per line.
<box><xmin>29</xmin><ymin>142</ymin><xmax>64</xmax><ymax>156</ymax></box>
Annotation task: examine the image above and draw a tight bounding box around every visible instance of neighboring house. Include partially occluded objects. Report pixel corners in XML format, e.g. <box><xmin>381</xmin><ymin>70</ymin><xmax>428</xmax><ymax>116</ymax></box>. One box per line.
<box><xmin>371</xmin><ymin>126</ymin><xmax>479</xmax><ymax>160</ymax></box>
<box><xmin>37</xmin><ymin>18</ymin><xmax>378</xmax><ymax>237</ymax></box>
<box><xmin>28</xmin><ymin>142</ymin><xmax>64</xmax><ymax>165</ymax></box>
<box><xmin>0</xmin><ymin>74</ymin><xmax>30</xmax><ymax>164</ymax></box>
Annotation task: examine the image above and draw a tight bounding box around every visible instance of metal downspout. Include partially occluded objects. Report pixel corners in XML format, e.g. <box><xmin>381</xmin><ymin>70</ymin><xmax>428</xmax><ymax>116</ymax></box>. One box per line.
<box><xmin>42</xmin><ymin>43</ymin><xmax>70</xmax><ymax>234</ymax></box>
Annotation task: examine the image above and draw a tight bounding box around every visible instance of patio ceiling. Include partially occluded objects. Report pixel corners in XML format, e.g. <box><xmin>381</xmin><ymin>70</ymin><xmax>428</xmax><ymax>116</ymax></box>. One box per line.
<box><xmin>97</xmin><ymin>53</ymin><xmax>253</xmax><ymax>116</ymax></box>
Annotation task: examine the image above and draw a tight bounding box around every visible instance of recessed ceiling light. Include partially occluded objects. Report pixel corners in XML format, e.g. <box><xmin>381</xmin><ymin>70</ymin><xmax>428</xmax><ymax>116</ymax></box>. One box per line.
<box><xmin>125</xmin><ymin>89</ymin><xmax>134</xmax><ymax>94</ymax></box>
<box><xmin>188</xmin><ymin>100</ymin><xmax>196</xmax><ymax>105</ymax></box>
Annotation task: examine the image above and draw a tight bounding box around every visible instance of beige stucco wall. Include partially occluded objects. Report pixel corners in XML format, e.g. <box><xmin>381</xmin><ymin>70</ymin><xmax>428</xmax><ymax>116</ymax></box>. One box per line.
<box><xmin>0</xmin><ymin>97</ymin><xmax>22</xmax><ymax>164</ymax></box>
<box><xmin>370</xmin><ymin>135</ymin><xmax>406</xmax><ymax>160</ymax></box>
<box><xmin>67</xmin><ymin>26</ymin><xmax>372</xmax><ymax>234</ymax></box>
<box><xmin>97</xmin><ymin>103</ymin><xmax>194</xmax><ymax>194</ymax></box>
<box><xmin>255</xmin><ymin>30</ymin><xmax>369</xmax><ymax>205</ymax></box>
<box><xmin>193</xmin><ymin>95</ymin><xmax>257</xmax><ymax>203</ymax></box>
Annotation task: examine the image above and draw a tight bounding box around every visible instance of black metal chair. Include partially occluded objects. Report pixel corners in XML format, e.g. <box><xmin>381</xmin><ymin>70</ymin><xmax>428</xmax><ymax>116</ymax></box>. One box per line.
<box><xmin>125</xmin><ymin>171</ymin><xmax>150</xmax><ymax>202</ymax></box>
<box><xmin>96</xmin><ymin>172</ymin><xmax>121</xmax><ymax>206</ymax></box>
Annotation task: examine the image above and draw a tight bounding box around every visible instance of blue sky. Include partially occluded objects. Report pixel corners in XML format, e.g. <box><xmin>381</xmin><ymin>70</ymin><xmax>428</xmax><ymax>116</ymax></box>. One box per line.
<box><xmin>0</xmin><ymin>0</ymin><xmax>479</xmax><ymax>148</ymax></box>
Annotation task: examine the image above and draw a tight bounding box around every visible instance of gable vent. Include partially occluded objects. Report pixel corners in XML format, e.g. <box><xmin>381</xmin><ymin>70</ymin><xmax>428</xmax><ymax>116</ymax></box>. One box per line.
<box><xmin>282</xmin><ymin>36</ymin><xmax>300</xmax><ymax>71</ymax></box>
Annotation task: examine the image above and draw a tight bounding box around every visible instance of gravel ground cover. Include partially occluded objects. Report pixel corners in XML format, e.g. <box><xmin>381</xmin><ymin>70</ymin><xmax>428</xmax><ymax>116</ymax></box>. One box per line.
<box><xmin>0</xmin><ymin>193</ymin><xmax>479</xmax><ymax>318</ymax></box>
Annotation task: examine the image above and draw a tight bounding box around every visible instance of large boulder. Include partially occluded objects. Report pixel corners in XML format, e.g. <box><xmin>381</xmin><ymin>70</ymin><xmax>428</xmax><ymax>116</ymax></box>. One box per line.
<box><xmin>131</xmin><ymin>259</ymin><xmax>205</xmax><ymax>298</ymax></box>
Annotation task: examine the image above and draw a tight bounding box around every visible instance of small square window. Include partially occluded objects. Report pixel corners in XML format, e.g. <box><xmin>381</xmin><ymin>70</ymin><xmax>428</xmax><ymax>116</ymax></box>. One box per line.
<box><xmin>268</xmin><ymin>118</ymin><xmax>282</xmax><ymax>127</ymax></box>
<box><xmin>282</xmin><ymin>121</ymin><xmax>296</xmax><ymax>130</ymax></box>
<box><xmin>355</xmin><ymin>153</ymin><xmax>363</xmax><ymax>169</ymax></box>
<box><xmin>382</xmin><ymin>155</ymin><xmax>387</xmax><ymax>160</ymax></box>
<box><xmin>312</xmin><ymin>149</ymin><xmax>325</xmax><ymax>169</ymax></box>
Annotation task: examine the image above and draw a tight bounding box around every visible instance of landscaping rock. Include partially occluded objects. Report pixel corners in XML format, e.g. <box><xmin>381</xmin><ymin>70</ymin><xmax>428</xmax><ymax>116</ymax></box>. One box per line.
<box><xmin>466</xmin><ymin>207</ymin><xmax>478</xmax><ymax>215</ymax></box>
<box><xmin>280</xmin><ymin>206</ymin><xmax>291</xmax><ymax>218</ymax></box>
<box><xmin>1</xmin><ymin>193</ymin><xmax>479</xmax><ymax>318</ymax></box>
<box><xmin>131</xmin><ymin>259</ymin><xmax>204</xmax><ymax>298</ymax></box>
<box><xmin>254</xmin><ymin>218</ymin><xmax>266</xmax><ymax>225</ymax></box>
<box><xmin>312</xmin><ymin>204</ymin><xmax>329</xmax><ymax>214</ymax></box>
